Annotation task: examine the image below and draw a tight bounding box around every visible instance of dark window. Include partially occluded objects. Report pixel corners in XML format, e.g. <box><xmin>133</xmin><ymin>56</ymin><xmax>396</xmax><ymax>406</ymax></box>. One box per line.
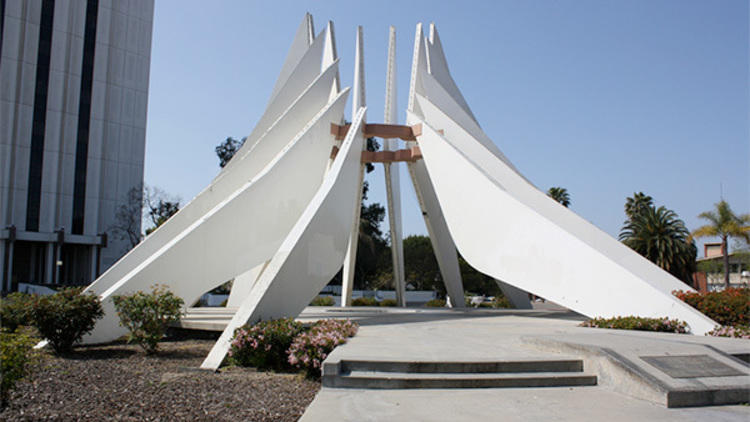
<box><xmin>72</xmin><ymin>0</ymin><xmax>99</xmax><ymax>234</ymax></box>
<box><xmin>59</xmin><ymin>243</ymin><xmax>92</xmax><ymax>286</ymax></box>
<box><xmin>25</xmin><ymin>0</ymin><xmax>55</xmax><ymax>232</ymax></box>
<box><xmin>11</xmin><ymin>241</ymin><xmax>47</xmax><ymax>290</ymax></box>
<box><xmin>1</xmin><ymin>0</ymin><xmax>6</xmax><ymax>58</ymax></box>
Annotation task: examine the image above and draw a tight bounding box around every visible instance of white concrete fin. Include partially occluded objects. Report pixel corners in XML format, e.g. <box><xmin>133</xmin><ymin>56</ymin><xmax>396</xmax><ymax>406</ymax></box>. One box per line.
<box><xmin>413</xmin><ymin>113</ymin><xmax>717</xmax><ymax>334</ymax></box>
<box><xmin>341</xmin><ymin>26</ymin><xmax>368</xmax><ymax>307</ymax></box>
<box><xmin>82</xmin><ymin>65</ymin><xmax>347</xmax><ymax>310</ymax></box>
<box><xmin>414</xmin><ymin>88</ymin><xmax>526</xmax><ymax>179</ymax></box>
<box><xmin>224</xmin><ymin>28</ymin><xmax>329</xmax><ymax>173</ymax></box>
<box><xmin>404</xmin><ymin>156</ymin><xmax>466</xmax><ymax>308</ymax></box>
<box><xmin>426</xmin><ymin>23</ymin><xmax>477</xmax><ymax>123</ymax></box>
<box><xmin>322</xmin><ymin>21</ymin><xmax>340</xmax><ymax>95</ymax></box>
<box><xmin>352</xmin><ymin>25</ymin><xmax>366</xmax><ymax>119</ymax></box>
<box><xmin>407</xmin><ymin>23</ymin><xmax>427</xmax><ymax>117</ymax></box>
<box><xmin>83</xmin><ymin>89</ymin><xmax>351</xmax><ymax>344</ymax></box>
<box><xmin>268</xmin><ymin>13</ymin><xmax>316</xmax><ymax>105</ymax></box>
<box><xmin>201</xmin><ymin>107</ymin><xmax>368</xmax><ymax>370</ymax></box>
<box><xmin>226</xmin><ymin>261</ymin><xmax>268</xmax><ymax>307</ymax></box>
<box><xmin>384</xmin><ymin>26</ymin><xmax>398</xmax><ymax>127</ymax></box>
<box><xmin>383</xmin><ymin>25</ymin><xmax>406</xmax><ymax>306</ymax></box>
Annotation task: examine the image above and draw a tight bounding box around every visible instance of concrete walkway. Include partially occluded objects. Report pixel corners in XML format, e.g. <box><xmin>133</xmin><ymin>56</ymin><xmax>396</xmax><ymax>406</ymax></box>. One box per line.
<box><xmin>298</xmin><ymin>307</ymin><xmax>750</xmax><ymax>421</ymax></box>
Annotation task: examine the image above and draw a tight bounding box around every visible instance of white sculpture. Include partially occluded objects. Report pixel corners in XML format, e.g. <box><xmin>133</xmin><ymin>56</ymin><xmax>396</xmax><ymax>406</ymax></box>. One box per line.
<box><xmin>73</xmin><ymin>15</ymin><xmax>715</xmax><ymax>370</ymax></box>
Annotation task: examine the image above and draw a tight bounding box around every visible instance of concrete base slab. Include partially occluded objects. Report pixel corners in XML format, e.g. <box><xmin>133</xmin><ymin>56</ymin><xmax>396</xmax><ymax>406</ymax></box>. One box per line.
<box><xmin>299</xmin><ymin>387</ymin><xmax>750</xmax><ymax>422</ymax></box>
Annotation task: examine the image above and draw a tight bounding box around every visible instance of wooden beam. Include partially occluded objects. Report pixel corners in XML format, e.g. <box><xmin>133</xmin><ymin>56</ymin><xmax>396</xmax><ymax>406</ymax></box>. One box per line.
<box><xmin>361</xmin><ymin>146</ymin><xmax>422</xmax><ymax>163</ymax></box>
<box><xmin>330</xmin><ymin>123</ymin><xmax>424</xmax><ymax>141</ymax></box>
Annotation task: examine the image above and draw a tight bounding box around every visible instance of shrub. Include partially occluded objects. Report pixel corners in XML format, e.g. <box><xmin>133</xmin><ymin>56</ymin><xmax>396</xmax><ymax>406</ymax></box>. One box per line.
<box><xmin>1</xmin><ymin>292</ymin><xmax>34</xmax><ymax>332</ymax></box>
<box><xmin>425</xmin><ymin>299</ymin><xmax>446</xmax><ymax>307</ymax></box>
<box><xmin>673</xmin><ymin>288</ymin><xmax>749</xmax><ymax>327</ymax></box>
<box><xmin>229</xmin><ymin>318</ymin><xmax>303</xmax><ymax>371</ymax></box>
<box><xmin>706</xmin><ymin>325</ymin><xmax>750</xmax><ymax>339</ymax></box>
<box><xmin>492</xmin><ymin>295</ymin><xmax>513</xmax><ymax>309</ymax></box>
<box><xmin>478</xmin><ymin>301</ymin><xmax>494</xmax><ymax>308</ymax></box>
<box><xmin>0</xmin><ymin>331</ymin><xmax>38</xmax><ymax>407</ymax></box>
<box><xmin>288</xmin><ymin>319</ymin><xmax>358</xmax><ymax>378</ymax></box>
<box><xmin>379</xmin><ymin>299</ymin><xmax>397</xmax><ymax>307</ymax></box>
<box><xmin>29</xmin><ymin>287</ymin><xmax>104</xmax><ymax>354</ymax></box>
<box><xmin>310</xmin><ymin>296</ymin><xmax>335</xmax><ymax>306</ymax></box>
<box><xmin>351</xmin><ymin>297</ymin><xmax>378</xmax><ymax>307</ymax></box>
<box><xmin>580</xmin><ymin>316</ymin><xmax>688</xmax><ymax>334</ymax></box>
<box><xmin>112</xmin><ymin>285</ymin><xmax>184</xmax><ymax>354</ymax></box>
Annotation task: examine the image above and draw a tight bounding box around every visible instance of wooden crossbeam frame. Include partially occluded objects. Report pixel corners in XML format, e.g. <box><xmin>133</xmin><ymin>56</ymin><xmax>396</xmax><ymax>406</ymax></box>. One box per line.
<box><xmin>331</xmin><ymin>123</ymin><xmax>422</xmax><ymax>141</ymax></box>
<box><xmin>329</xmin><ymin>146</ymin><xmax>423</xmax><ymax>163</ymax></box>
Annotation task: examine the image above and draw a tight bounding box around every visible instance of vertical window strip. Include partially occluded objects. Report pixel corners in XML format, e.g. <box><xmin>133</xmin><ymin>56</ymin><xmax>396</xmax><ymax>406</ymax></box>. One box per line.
<box><xmin>71</xmin><ymin>0</ymin><xmax>99</xmax><ymax>234</ymax></box>
<box><xmin>25</xmin><ymin>0</ymin><xmax>55</xmax><ymax>232</ymax></box>
<box><xmin>1</xmin><ymin>0</ymin><xmax>6</xmax><ymax>59</ymax></box>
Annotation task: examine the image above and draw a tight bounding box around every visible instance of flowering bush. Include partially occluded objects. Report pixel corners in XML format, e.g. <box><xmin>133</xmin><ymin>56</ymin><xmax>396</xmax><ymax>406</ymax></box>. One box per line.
<box><xmin>673</xmin><ymin>288</ymin><xmax>749</xmax><ymax>327</ymax></box>
<box><xmin>112</xmin><ymin>285</ymin><xmax>184</xmax><ymax>354</ymax></box>
<box><xmin>580</xmin><ymin>316</ymin><xmax>688</xmax><ymax>334</ymax></box>
<box><xmin>379</xmin><ymin>299</ymin><xmax>397</xmax><ymax>307</ymax></box>
<box><xmin>288</xmin><ymin>319</ymin><xmax>358</xmax><ymax>378</ymax></box>
<box><xmin>229</xmin><ymin>318</ymin><xmax>303</xmax><ymax>371</ymax></box>
<box><xmin>706</xmin><ymin>325</ymin><xmax>750</xmax><ymax>339</ymax></box>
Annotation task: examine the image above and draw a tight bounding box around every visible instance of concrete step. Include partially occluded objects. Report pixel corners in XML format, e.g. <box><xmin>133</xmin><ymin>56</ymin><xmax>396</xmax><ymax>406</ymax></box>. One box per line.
<box><xmin>324</xmin><ymin>370</ymin><xmax>598</xmax><ymax>389</ymax></box>
<box><xmin>340</xmin><ymin>359</ymin><xmax>583</xmax><ymax>374</ymax></box>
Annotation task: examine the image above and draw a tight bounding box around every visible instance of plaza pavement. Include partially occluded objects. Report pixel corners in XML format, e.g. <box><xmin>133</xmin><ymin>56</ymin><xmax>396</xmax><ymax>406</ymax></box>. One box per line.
<box><xmin>296</xmin><ymin>305</ymin><xmax>750</xmax><ymax>422</ymax></box>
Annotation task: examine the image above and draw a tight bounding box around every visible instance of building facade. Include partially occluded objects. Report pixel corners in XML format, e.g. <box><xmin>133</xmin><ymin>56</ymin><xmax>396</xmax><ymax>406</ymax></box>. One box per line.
<box><xmin>1</xmin><ymin>0</ymin><xmax>154</xmax><ymax>292</ymax></box>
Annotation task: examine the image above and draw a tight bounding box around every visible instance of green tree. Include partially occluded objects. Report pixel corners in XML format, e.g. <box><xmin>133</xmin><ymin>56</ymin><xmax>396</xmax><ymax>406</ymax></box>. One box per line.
<box><xmin>143</xmin><ymin>186</ymin><xmax>180</xmax><ymax>236</ymax></box>
<box><xmin>624</xmin><ymin>192</ymin><xmax>653</xmax><ymax>219</ymax></box>
<box><xmin>403</xmin><ymin>235</ymin><xmax>443</xmax><ymax>292</ymax></box>
<box><xmin>619</xmin><ymin>205</ymin><xmax>697</xmax><ymax>283</ymax></box>
<box><xmin>547</xmin><ymin>187</ymin><xmax>570</xmax><ymax>207</ymax></box>
<box><xmin>215</xmin><ymin>136</ymin><xmax>246</xmax><ymax>168</ymax></box>
<box><xmin>691</xmin><ymin>200</ymin><xmax>750</xmax><ymax>288</ymax></box>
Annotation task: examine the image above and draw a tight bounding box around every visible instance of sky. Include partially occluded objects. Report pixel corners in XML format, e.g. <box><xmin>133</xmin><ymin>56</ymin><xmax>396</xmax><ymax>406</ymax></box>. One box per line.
<box><xmin>144</xmin><ymin>0</ymin><xmax>749</xmax><ymax>257</ymax></box>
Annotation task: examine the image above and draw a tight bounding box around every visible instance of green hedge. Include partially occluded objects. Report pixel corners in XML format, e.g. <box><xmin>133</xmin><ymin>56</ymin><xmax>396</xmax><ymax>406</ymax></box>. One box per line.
<box><xmin>351</xmin><ymin>297</ymin><xmax>379</xmax><ymax>307</ymax></box>
<box><xmin>0</xmin><ymin>331</ymin><xmax>38</xmax><ymax>407</ymax></box>
<box><xmin>580</xmin><ymin>316</ymin><xmax>688</xmax><ymax>333</ymax></box>
<box><xmin>0</xmin><ymin>293</ymin><xmax>34</xmax><ymax>332</ymax></box>
<box><xmin>309</xmin><ymin>296</ymin><xmax>335</xmax><ymax>306</ymax></box>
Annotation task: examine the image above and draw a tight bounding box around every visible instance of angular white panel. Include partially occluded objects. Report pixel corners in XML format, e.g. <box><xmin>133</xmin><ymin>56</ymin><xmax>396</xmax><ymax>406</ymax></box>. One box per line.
<box><xmin>226</xmin><ymin>261</ymin><xmax>268</xmax><ymax>308</ymax></box>
<box><xmin>202</xmin><ymin>107</ymin><xmax>367</xmax><ymax>370</ymax></box>
<box><xmin>83</xmin><ymin>90</ymin><xmax>350</xmax><ymax>343</ymax></box>
<box><xmin>84</xmin><ymin>64</ymin><xmax>344</xmax><ymax>302</ymax></box>
<box><xmin>426</xmin><ymin>23</ymin><xmax>477</xmax><ymax>124</ymax></box>
<box><xmin>405</xmin><ymin>25</ymin><xmax>465</xmax><ymax>308</ymax></box>
<box><xmin>341</xmin><ymin>26</ymin><xmax>367</xmax><ymax>307</ymax></box>
<box><xmin>221</xmin><ymin>28</ymin><xmax>329</xmax><ymax>174</ymax></box>
<box><xmin>413</xmin><ymin>109</ymin><xmax>716</xmax><ymax>334</ymax></box>
<box><xmin>267</xmin><ymin>13</ymin><xmax>315</xmax><ymax>106</ymax></box>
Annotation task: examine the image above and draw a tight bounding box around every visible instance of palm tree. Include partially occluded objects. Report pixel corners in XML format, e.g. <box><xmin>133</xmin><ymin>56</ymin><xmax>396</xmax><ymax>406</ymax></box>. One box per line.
<box><xmin>625</xmin><ymin>192</ymin><xmax>653</xmax><ymax>219</ymax></box>
<box><xmin>547</xmin><ymin>187</ymin><xmax>570</xmax><ymax>207</ymax></box>
<box><xmin>619</xmin><ymin>205</ymin><xmax>697</xmax><ymax>283</ymax></box>
<box><xmin>691</xmin><ymin>200</ymin><xmax>750</xmax><ymax>288</ymax></box>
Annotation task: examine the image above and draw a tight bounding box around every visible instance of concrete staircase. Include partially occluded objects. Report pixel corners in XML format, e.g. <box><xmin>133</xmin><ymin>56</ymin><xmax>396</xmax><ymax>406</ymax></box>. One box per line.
<box><xmin>322</xmin><ymin>359</ymin><xmax>597</xmax><ymax>389</ymax></box>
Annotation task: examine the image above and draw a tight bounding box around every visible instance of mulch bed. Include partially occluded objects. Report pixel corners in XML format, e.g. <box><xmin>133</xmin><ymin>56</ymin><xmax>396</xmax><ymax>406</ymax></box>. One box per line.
<box><xmin>0</xmin><ymin>336</ymin><xmax>320</xmax><ymax>421</ymax></box>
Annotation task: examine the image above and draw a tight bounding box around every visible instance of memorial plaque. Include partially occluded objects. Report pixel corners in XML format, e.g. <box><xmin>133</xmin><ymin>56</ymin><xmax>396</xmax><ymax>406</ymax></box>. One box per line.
<box><xmin>640</xmin><ymin>355</ymin><xmax>746</xmax><ymax>379</ymax></box>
